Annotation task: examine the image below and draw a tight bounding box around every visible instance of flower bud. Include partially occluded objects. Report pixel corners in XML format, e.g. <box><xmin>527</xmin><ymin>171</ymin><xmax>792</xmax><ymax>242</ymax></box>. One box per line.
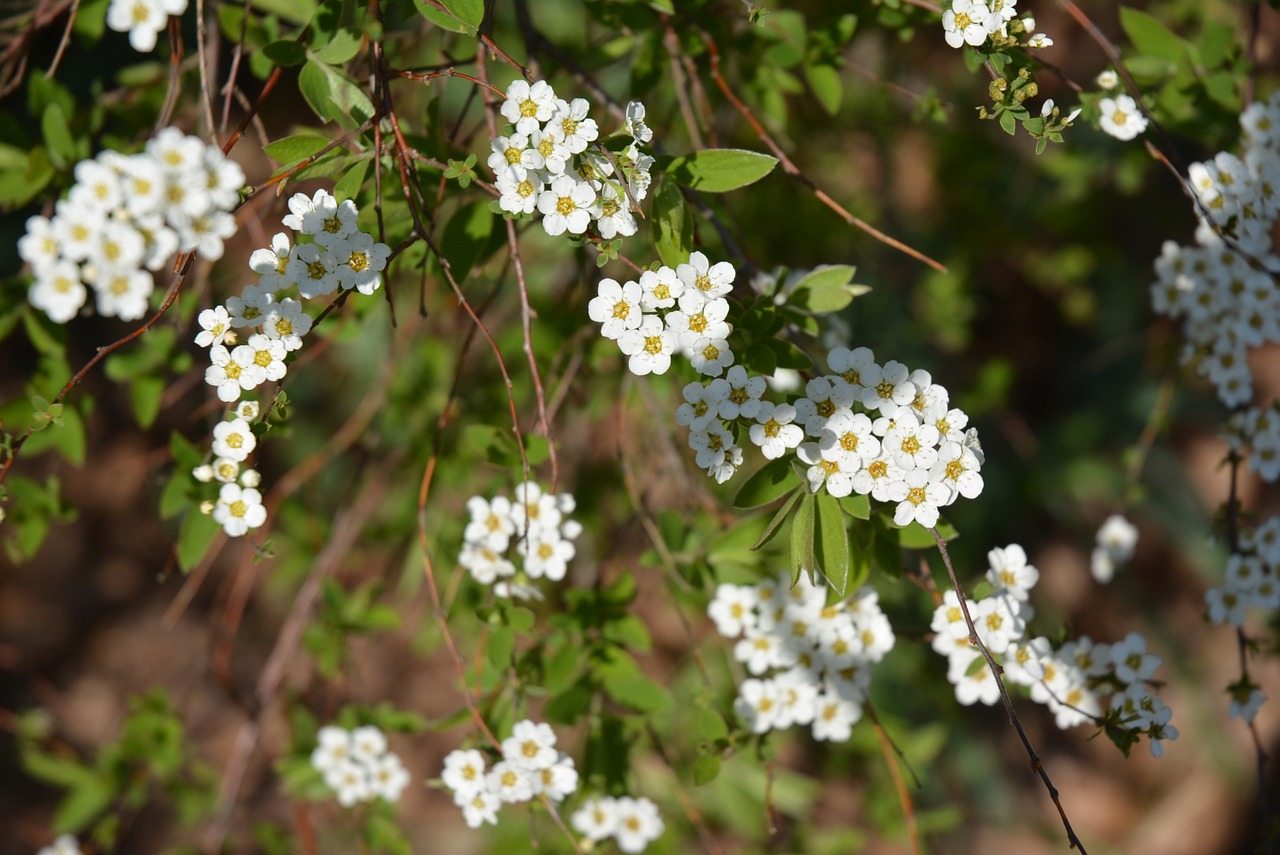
<box><xmin>193</xmin><ymin>464</ymin><xmax>214</xmax><ymax>483</ymax></box>
<box><xmin>1096</xmin><ymin>70</ymin><xmax>1119</xmax><ymax>90</ymax></box>
<box><xmin>200</xmin><ymin>500</ymin><xmax>216</xmax><ymax>515</ymax></box>
<box><xmin>236</xmin><ymin>400</ymin><xmax>260</xmax><ymax>420</ymax></box>
<box><xmin>1041</xmin><ymin>99</ymin><xmax>1055</xmax><ymax>118</ymax></box>
<box><xmin>240</xmin><ymin>468</ymin><xmax>262</xmax><ymax>488</ymax></box>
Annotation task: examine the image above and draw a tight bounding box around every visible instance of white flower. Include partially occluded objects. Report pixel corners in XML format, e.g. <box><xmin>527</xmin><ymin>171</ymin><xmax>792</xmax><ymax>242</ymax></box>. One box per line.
<box><xmin>537</xmin><ymin>175</ymin><xmax>596</xmax><ymax>236</ymax></box>
<box><xmin>665</xmin><ymin>292</ymin><xmax>731</xmax><ymax>351</ymax></box>
<box><xmin>588</xmin><ymin>277</ymin><xmax>645</xmax><ymax>340</ymax></box>
<box><xmin>883</xmin><ymin>415</ymin><xmax>941</xmax><ymax>471</ymax></box>
<box><xmin>205</xmin><ymin>344</ymin><xmax>259</xmax><ymax>402</ymax></box>
<box><xmin>486</xmin><ymin>759</ymin><xmax>536</xmax><ymax>803</ymax></box>
<box><xmin>1110</xmin><ymin>631</ymin><xmax>1162</xmax><ymax>684</ymax></box>
<box><xmin>985</xmin><ymin>544</ymin><xmax>1038</xmax><ymax>599</ymax></box>
<box><xmin>213</xmin><ymin>482</ymin><xmax>266</xmax><ymax>537</ymax></box>
<box><xmin>618</xmin><ymin>315</ymin><xmax>675</xmax><ymax>376</ymax></box>
<box><xmin>734</xmin><ymin>630</ymin><xmax>789</xmax><ymax>675</ymax></box>
<box><xmin>326</xmin><ymin>759</ymin><xmax>373</xmax><ymax>807</ymax></box>
<box><xmin>612</xmin><ymin>796</ymin><xmax>664</xmax><ymax>854</ymax></box>
<box><xmin>369</xmin><ymin>753</ymin><xmax>410</xmax><ymax>803</ymax></box>
<box><xmin>690</xmin><ymin>336</ymin><xmax>734</xmax><ymax>376</ymax></box>
<box><xmin>1041</xmin><ymin>99</ymin><xmax>1055</xmax><ymax>119</ymax></box>
<box><xmin>948</xmin><ymin>649</ymin><xmax>1002</xmax><ymax>705</ymax></box>
<box><xmin>677</xmin><ymin>251</ymin><xmax>735</xmax><ymax>299</ymax></box>
<box><xmin>972</xmin><ymin>593</ymin><xmax>1025</xmax><ymax>654</ymax></box>
<box><xmin>887</xmin><ymin>468</ymin><xmax>953</xmax><ymax>528</ymax></box>
<box><xmin>441</xmin><ymin>748</ymin><xmax>488</xmax><ymax>797</ymax></box>
<box><xmin>624</xmin><ymin>100</ymin><xmax>654</xmax><ymax>143</ymax></box>
<box><xmin>811</xmin><ymin>691</ymin><xmax>862</xmax><ymax>741</ymax></box>
<box><xmin>287</xmin><ymin>243</ymin><xmax>341</xmax><ymax>298</ymax></box>
<box><xmin>942</xmin><ymin>0</ymin><xmax>993</xmax><ymax>49</ymax></box>
<box><xmin>336</xmin><ymin>232</ymin><xmax>390</xmax><ymax>295</ymax></box>
<box><xmin>593</xmin><ymin>183</ymin><xmax>637</xmax><ymax>239</ymax></box>
<box><xmin>1096</xmin><ymin>69</ymin><xmax>1119</xmax><ymax>89</ymax></box>
<box><xmin>713</xmin><ymin>366</ymin><xmax>767</xmax><ymax>420</ymax></box>
<box><xmin>930</xmin><ymin>440</ymin><xmax>983</xmax><ymax>499</ymax></box>
<box><xmin>305</xmin><ymin>196</ymin><xmax>360</xmax><ymax>251</ymax></box>
<box><xmin>496</xmin><ymin>164</ymin><xmax>541</xmax><ymax>215</ymax></box>
<box><xmin>107</xmin><ymin>0</ymin><xmax>168</xmax><ymax>51</ymax></box>
<box><xmin>261</xmin><ymin>299</ymin><xmax>311</xmax><ymax>351</ymax></box>
<box><xmin>456</xmin><ymin>788</ymin><xmax>500</xmax><ymax>828</ymax></box>
<box><xmin>226</xmin><ymin>284</ymin><xmax>274</xmax><ymax>327</ymax></box>
<box><xmin>195</xmin><ymin>305</ymin><xmax>232</xmax><ymax>347</ymax></box>
<box><xmin>532</xmin><ymin>753</ymin><xmax>579</xmax><ymax>801</ymax></box>
<box><xmin>637</xmin><ymin>265</ymin><xmax>683</xmax><ymax>311</ymax></box>
<box><xmin>310</xmin><ymin>726</ymin><xmax>354</xmax><ymax>772</ymax></box>
<box><xmin>749</xmin><ymin>402</ymin><xmax>804</xmax><ymax>459</ymax></box>
<box><xmin>707</xmin><ymin>583</ymin><xmax>759</xmax><ymax>637</ymax></box>
<box><xmin>249</xmin><ymin>232</ymin><xmax>294</xmax><ymax>292</ymax></box>
<box><xmin>350</xmin><ymin>725</ymin><xmax>388</xmax><ymax>764</ymax></box>
<box><xmin>464</xmin><ymin>495</ymin><xmax>516</xmax><ymax>551</ymax></box>
<box><xmin>1099</xmin><ymin>94</ymin><xmax>1149</xmax><ymax>141</ymax></box>
<box><xmin>572</xmin><ymin>796</ymin><xmax>619</xmax><ymax>841</ymax></box>
<box><xmin>29</xmin><ymin>261</ymin><xmax>87</xmax><ymax>323</ymax></box>
<box><xmin>18</xmin><ymin>215</ymin><xmax>61</xmax><ymax>272</ymax></box>
<box><xmin>210</xmin><ymin>457</ymin><xmax>239</xmax><ymax>483</ymax></box>
<box><xmin>860</xmin><ymin>359</ymin><xmax>917</xmax><ymax>417</ymax></box>
<box><xmin>488</xmin><ymin>132</ymin><xmax>534</xmax><ymax>174</ymax></box>
<box><xmin>1026</xmin><ymin>32</ymin><xmax>1053</xmax><ymax>48</ymax></box>
<box><xmin>501</xmin><ymin>79</ymin><xmax>558</xmax><ymax>135</ymax></box>
<box><xmin>92</xmin><ymin>267</ymin><xmax>154</xmax><ymax>321</ymax></box>
<box><xmin>549</xmin><ymin>97</ymin><xmax>599</xmax><ymax>154</ymax></box>
<box><xmin>245</xmin><ymin>333</ymin><xmax>287</xmax><ymax>382</ymax></box>
<box><xmin>850</xmin><ymin>454</ymin><xmax>906</xmax><ymax>502</ymax></box>
<box><xmin>1096</xmin><ymin>514</ymin><xmax>1138</xmax><ymax>562</ymax></box>
<box><xmin>517</xmin><ymin>529</ymin><xmax>575</xmax><ymax>580</ymax></box>
<box><xmin>36</xmin><ymin>835</ymin><xmax>83</xmax><ymax>855</ymax></box>
<box><xmin>211</xmin><ymin>417</ymin><xmax>256</xmax><ymax>461</ymax></box>
<box><xmin>175</xmin><ymin>209</ymin><xmax>237</xmax><ymax>260</ymax></box>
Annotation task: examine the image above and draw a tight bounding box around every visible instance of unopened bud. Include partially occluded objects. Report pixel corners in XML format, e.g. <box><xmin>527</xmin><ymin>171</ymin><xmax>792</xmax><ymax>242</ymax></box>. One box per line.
<box><xmin>193</xmin><ymin>464</ymin><xmax>214</xmax><ymax>483</ymax></box>
<box><xmin>236</xmin><ymin>400</ymin><xmax>260</xmax><ymax>420</ymax></box>
<box><xmin>1041</xmin><ymin>99</ymin><xmax>1055</xmax><ymax>118</ymax></box>
<box><xmin>240</xmin><ymin>469</ymin><xmax>261</xmax><ymax>488</ymax></box>
<box><xmin>199</xmin><ymin>500</ymin><xmax>216</xmax><ymax>515</ymax></box>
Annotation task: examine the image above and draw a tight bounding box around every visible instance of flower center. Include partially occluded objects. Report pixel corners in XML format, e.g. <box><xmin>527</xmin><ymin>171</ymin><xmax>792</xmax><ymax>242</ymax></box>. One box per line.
<box><xmin>694</xmin><ymin>273</ymin><xmax>713</xmax><ymax>292</ymax></box>
<box><xmin>519</xmin><ymin>98</ymin><xmax>538</xmax><ymax>118</ymax></box>
<box><xmin>876</xmin><ymin>381</ymin><xmax>896</xmax><ymax>400</ymax></box>
<box><xmin>906</xmin><ymin>486</ymin><xmax>926</xmax><ymax>506</ymax></box>
<box><xmin>229</xmin><ymin>500</ymin><xmax>247</xmax><ymax>518</ymax></box>
<box><xmin>517</xmin><ymin>180</ymin><xmax>535</xmax><ymax>198</ymax></box>
<box><xmin>653</xmin><ymin>284</ymin><xmax>670</xmax><ymax>300</ymax></box>
<box><xmin>556</xmin><ymin>196</ymin><xmax>576</xmax><ymax>215</ymax></box>
<box><xmin>763</xmin><ymin>418</ymin><xmax>780</xmax><ymax>437</ymax></box>
<box><xmin>504</xmin><ymin>146</ymin><xmax>522</xmax><ymax>165</ymax></box>
<box><xmin>702</xmin><ymin>344</ymin><xmax>720</xmax><ymax>361</ymax></box>
<box><xmin>226</xmin><ymin>434</ymin><xmax>243</xmax><ymax>448</ymax></box>
<box><xmin>306</xmin><ymin>261</ymin><xmax>328</xmax><ymax>280</ymax></box>
<box><xmin>254</xmin><ymin>350</ymin><xmax>272</xmax><ymax>367</ymax></box>
<box><xmin>840</xmin><ymin>433</ymin><xmax>858</xmax><ymax>451</ymax></box>
<box><xmin>643</xmin><ymin>335</ymin><xmax>663</xmax><ymax>355</ymax></box>
<box><xmin>224</xmin><ymin>363</ymin><xmax>242</xmax><ymax>380</ymax></box>
<box><xmin>955</xmin><ymin>12</ymin><xmax>972</xmax><ymax>29</ymax></box>
<box><xmin>612</xmin><ymin>302</ymin><xmax>630</xmax><ymax>319</ymax></box>
<box><xmin>347</xmin><ymin>252</ymin><xmax>369</xmax><ymax>272</ymax></box>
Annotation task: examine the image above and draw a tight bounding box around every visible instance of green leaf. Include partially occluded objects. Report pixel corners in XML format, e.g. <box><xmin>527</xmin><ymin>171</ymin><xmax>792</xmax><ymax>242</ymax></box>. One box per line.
<box><xmin>298</xmin><ymin>59</ymin><xmax>373</xmax><ymax>131</ymax></box>
<box><xmin>790</xmin><ymin>264</ymin><xmax>867</xmax><ymax>314</ymax></box>
<box><xmin>838</xmin><ymin>493</ymin><xmax>870</xmax><ymax>520</ymax></box>
<box><xmin>177</xmin><ymin>510</ymin><xmax>220</xmax><ymax>572</ymax></box>
<box><xmin>41</xmin><ymin>103</ymin><xmax>75</xmax><ymax>170</ymax></box>
<box><xmin>1124</xmin><ymin>55</ymin><xmax>1178</xmax><ymax>86</ymax></box>
<box><xmin>1119</xmin><ymin>7</ymin><xmax>1187</xmax><ymax>62</ymax></box>
<box><xmin>130</xmin><ymin>375</ymin><xmax>164</xmax><ymax>429</ymax></box>
<box><xmin>413</xmin><ymin>0</ymin><xmax>484</xmax><ymax>34</ymax></box>
<box><xmin>733</xmin><ymin>456</ymin><xmax>801</xmax><ymax>508</ymax></box>
<box><xmin>54</xmin><ymin>777</ymin><xmax>114</xmax><ymax>833</ymax></box>
<box><xmin>693</xmin><ymin>753</ymin><xmax>721</xmax><ymax>786</ymax></box>
<box><xmin>667</xmin><ymin>148</ymin><xmax>778</xmax><ymax>193</ymax></box>
<box><xmin>603</xmin><ymin>673</ymin><xmax>672</xmax><ymax>713</ymax></box>
<box><xmin>813</xmin><ymin>491</ymin><xmax>851</xmax><ymax>596</ymax></box>
<box><xmin>998</xmin><ymin>110</ymin><xmax>1017</xmax><ymax>136</ymax></box>
<box><xmin>896</xmin><ymin>520</ymin><xmax>957</xmax><ymax>549</ymax></box>
<box><xmin>694</xmin><ymin>706</ymin><xmax>729</xmax><ymax>742</ymax></box>
<box><xmin>751</xmin><ymin>487</ymin><xmax>803</xmax><ymax>551</ymax></box>
<box><xmin>439</xmin><ymin>200</ymin><xmax>497</xmax><ymax>284</ymax></box>
<box><xmin>333</xmin><ymin>156</ymin><xmax>369</xmax><ymax>202</ymax></box>
<box><xmin>805</xmin><ymin>63</ymin><xmax>843</xmax><ymax>115</ymax></box>
<box><xmin>312</xmin><ymin>28</ymin><xmax>364</xmax><ymax>64</ymax></box>
<box><xmin>651</xmin><ymin>176</ymin><xmax>693</xmax><ymax>267</ymax></box>
<box><xmin>262</xmin><ymin>40</ymin><xmax>308</xmax><ymax>66</ymax></box>
<box><xmin>789</xmin><ymin>492</ymin><xmax>816</xmax><ymax>587</ymax></box>
<box><xmin>544</xmin><ymin>678</ymin><xmax>595</xmax><ymax>724</ymax></box>
<box><xmin>264</xmin><ymin>132</ymin><xmax>332</xmax><ymax>167</ymax></box>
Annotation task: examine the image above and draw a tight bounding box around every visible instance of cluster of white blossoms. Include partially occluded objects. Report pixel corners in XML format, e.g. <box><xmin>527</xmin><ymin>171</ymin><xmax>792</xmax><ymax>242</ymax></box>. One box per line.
<box><xmin>106</xmin><ymin>0</ymin><xmax>187</xmax><ymax>52</ymax></box>
<box><xmin>1204</xmin><ymin>517</ymin><xmax>1280</xmax><ymax>629</ymax></box>
<box><xmin>1098</xmin><ymin>93</ymin><xmax>1150</xmax><ymax>141</ymax></box>
<box><xmin>571</xmin><ymin>795</ymin><xmax>665</xmax><ymax>853</ymax></box>
<box><xmin>189</xmin><ymin>189</ymin><xmax>388</xmax><ymax>538</ymax></box>
<box><xmin>457</xmin><ymin>483</ymin><xmax>581</xmax><ymax>600</ymax></box>
<box><xmin>709</xmin><ymin>572</ymin><xmax>895</xmax><ymax>742</ymax></box>
<box><xmin>192</xmin><ymin>401</ymin><xmax>267</xmax><ymax>538</ymax></box>
<box><xmin>1149</xmin><ymin>91</ymin><xmax>1280</xmax><ymax>408</ymax></box>
<box><xmin>35</xmin><ymin>836</ymin><xmax>81</xmax><ymax>855</ymax></box>
<box><xmin>20</xmin><ymin>129</ymin><xmax>243</xmax><ymax>324</ymax></box>
<box><xmin>309</xmin><ymin>724</ymin><xmax>410</xmax><ymax>807</ymax></box>
<box><xmin>941</xmin><ymin>0</ymin><xmax>1049</xmax><ymax>50</ymax></box>
<box><xmin>491</xmin><ymin>78</ymin><xmax>653</xmax><ymax>241</ymax></box>
<box><xmin>934</xmin><ymin>545</ymin><xmax>1179</xmax><ymax>756</ymax></box>
<box><xmin>1226</xmin><ymin>405</ymin><xmax>1280</xmax><ymax>484</ymax></box>
<box><xmin>589</xmin><ymin>252</ymin><xmax>738</xmax><ymax>381</ymax></box>
<box><xmin>440</xmin><ymin>720</ymin><xmax>579</xmax><ymax>830</ymax></box>
<box><xmin>1090</xmin><ymin>514</ymin><xmax>1138</xmax><ymax>584</ymax></box>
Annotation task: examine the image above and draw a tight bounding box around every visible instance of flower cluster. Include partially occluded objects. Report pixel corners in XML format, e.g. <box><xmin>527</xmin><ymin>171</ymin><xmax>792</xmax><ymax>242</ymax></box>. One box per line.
<box><xmin>440</xmin><ymin>720</ymin><xmax>579</xmax><ymax>829</ymax></box>
<box><xmin>106</xmin><ymin>0</ymin><xmax>188</xmax><ymax>52</ymax></box>
<box><xmin>457</xmin><ymin>483</ymin><xmax>581</xmax><ymax>600</ymax></box>
<box><xmin>1090</xmin><ymin>514</ymin><xmax>1138</xmax><ymax>584</ymax></box>
<box><xmin>709</xmin><ymin>572</ymin><xmax>895</xmax><ymax>742</ymax></box>
<box><xmin>1226</xmin><ymin>405</ymin><xmax>1280</xmax><ymax>483</ymax></box>
<box><xmin>189</xmin><ymin>189</ymin><xmax>389</xmax><ymax>538</ymax></box>
<box><xmin>491</xmin><ymin>79</ymin><xmax>653</xmax><ymax>241</ymax></box>
<box><xmin>1149</xmin><ymin>91</ymin><xmax>1280</xmax><ymax>408</ymax></box>
<box><xmin>941</xmin><ymin>0</ymin><xmax>1048</xmax><ymax>50</ymax></box>
<box><xmin>192</xmin><ymin>402</ymin><xmax>266</xmax><ymax>538</ymax></box>
<box><xmin>21</xmin><ymin>129</ymin><xmax>242</xmax><ymax>324</ymax></box>
<box><xmin>309</xmin><ymin>724</ymin><xmax>410</xmax><ymax>807</ymax></box>
<box><xmin>1204</xmin><ymin>517</ymin><xmax>1280</xmax><ymax>628</ymax></box>
<box><xmin>589</xmin><ymin>252</ymin><xmax>738</xmax><ymax>380</ymax></box>
<box><xmin>571</xmin><ymin>795</ymin><xmax>665</xmax><ymax>853</ymax></box>
<box><xmin>934</xmin><ymin>544</ymin><xmax>1179</xmax><ymax>756</ymax></box>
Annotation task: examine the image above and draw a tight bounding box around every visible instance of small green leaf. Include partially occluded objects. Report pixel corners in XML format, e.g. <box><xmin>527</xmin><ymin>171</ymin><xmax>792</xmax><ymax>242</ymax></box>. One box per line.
<box><xmin>790</xmin><ymin>264</ymin><xmax>867</xmax><ymax>314</ymax></box>
<box><xmin>298</xmin><ymin>59</ymin><xmax>373</xmax><ymax>131</ymax></box>
<box><xmin>177</xmin><ymin>510</ymin><xmax>220</xmax><ymax>572</ymax></box>
<box><xmin>667</xmin><ymin>148</ymin><xmax>778</xmax><ymax>193</ymax></box>
<box><xmin>651</xmin><ymin>176</ymin><xmax>693</xmax><ymax>267</ymax></box>
<box><xmin>1119</xmin><ymin>7</ymin><xmax>1187</xmax><ymax>62</ymax></box>
<box><xmin>263</xmin><ymin>134</ymin><xmax>330</xmax><ymax>165</ymax></box>
<box><xmin>751</xmin><ymin>486</ymin><xmax>803</xmax><ymax>551</ymax></box>
<box><xmin>694</xmin><ymin>706</ymin><xmax>729</xmax><ymax>742</ymax></box>
<box><xmin>814</xmin><ymin>491</ymin><xmax>851</xmax><ymax>596</ymax></box>
<box><xmin>413</xmin><ymin>0</ymin><xmax>484</xmax><ymax>34</ymax></box>
<box><xmin>41</xmin><ymin>103</ymin><xmax>76</xmax><ymax>169</ymax></box>
<box><xmin>838</xmin><ymin>493</ymin><xmax>870</xmax><ymax>520</ymax></box>
<box><xmin>733</xmin><ymin>456</ymin><xmax>801</xmax><ymax>509</ymax></box>
<box><xmin>312</xmin><ymin>28</ymin><xmax>364</xmax><ymax>64</ymax></box>
<box><xmin>333</xmin><ymin>157</ymin><xmax>369</xmax><ymax>202</ymax></box>
<box><xmin>789</xmin><ymin>492</ymin><xmax>816</xmax><ymax>587</ymax></box>
<box><xmin>1124</xmin><ymin>55</ymin><xmax>1177</xmax><ymax>86</ymax></box>
<box><xmin>805</xmin><ymin>63</ymin><xmax>843</xmax><ymax>114</ymax></box>
<box><xmin>693</xmin><ymin>753</ymin><xmax>721</xmax><ymax>786</ymax></box>
<box><xmin>998</xmin><ymin>109</ymin><xmax>1017</xmax><ymax>136</ymax></box>
<box><xmin>262</xmin><ymin>39</ymin><xmax>308</xmax><ymax>66</ymax></box>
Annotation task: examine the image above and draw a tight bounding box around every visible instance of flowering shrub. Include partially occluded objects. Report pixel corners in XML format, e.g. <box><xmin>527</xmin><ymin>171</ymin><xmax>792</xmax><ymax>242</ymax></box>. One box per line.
<box><xmin>2</xmin><ymin>1</ymin><xmax>1279</xmax><ymax>854</ymax></box>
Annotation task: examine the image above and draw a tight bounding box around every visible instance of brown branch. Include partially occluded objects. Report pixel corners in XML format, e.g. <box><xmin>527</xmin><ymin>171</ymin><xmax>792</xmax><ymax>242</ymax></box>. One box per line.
<box><xmin>929</xmin><ymin>526</ymin><xmax>1090</xmax><ymax>854</ymax></box>
<box><xmin>700</xmin><ymin>33</ymin><xmax>948</xmax><ymax>274</ymax></box>
<box><xmin>865</xmin><ymin>701</ymin><xmax>921</xmax><ymax>855</ymax></box>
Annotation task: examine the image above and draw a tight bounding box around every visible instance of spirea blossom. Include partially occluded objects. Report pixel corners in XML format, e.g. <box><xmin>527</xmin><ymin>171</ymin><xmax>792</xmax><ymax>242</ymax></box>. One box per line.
<box><xmin>310</xmin><ymin>724</ymin><xmax>409</xmax><ymax>806</ymax></box>
<box><xmin>457</xmin><ymin>483</ymin><xmax>581</xmax><ymax>598</ymax></box>
<box><xmin>20</xmin><ymin>131</ymin><xmax>244</xmax><ymax>324</ymax></box>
